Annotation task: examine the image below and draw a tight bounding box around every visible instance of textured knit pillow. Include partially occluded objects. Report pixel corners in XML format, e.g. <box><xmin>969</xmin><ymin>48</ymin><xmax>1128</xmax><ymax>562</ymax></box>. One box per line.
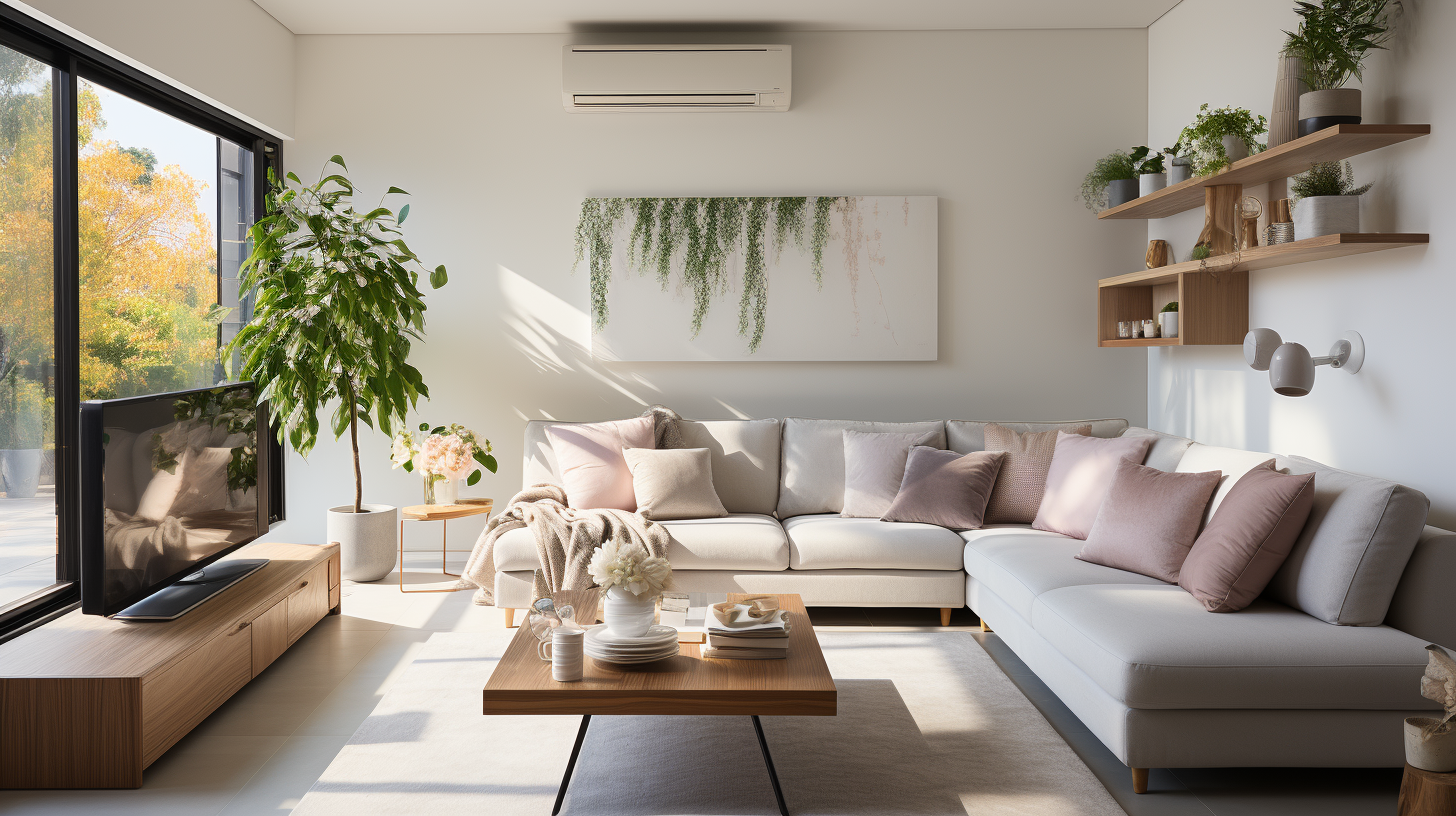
<box><xmin>546</xmin><ymin>416</ymin><xmax>654</xmax><ymax>511</ymax></box>
<box><xmin>983</xmin><ymin>423</ymin><xmax>1091</xmax><ymax>524</ymax></box>
<box><xmin>841</xmin><ymin>429</ymin><xmax>940</xmax><ymax>518</ymax></box>
<box><xmin>1179</xmin><ymin>461</ymin><xmax>1315</xmax><ymax>612</ymax></box>
<box><xmin>1033</xmin><ymin>432</ymin><xmax>1154</xmax><ymax>539</ymax></box>
<box><xmin>622</xmin><ymin>447</ymin><xmax>728</xmax><ymax>520</ymax></box>
<box><xmin>1077</xmin><ymin>459</ymin><xmax>1222</xmax><ymax>581</ymax></box>
<box><xmin>882</xmin><ymin>447</ymin><xmax>1006</xmax><ymax>530</ymax></box>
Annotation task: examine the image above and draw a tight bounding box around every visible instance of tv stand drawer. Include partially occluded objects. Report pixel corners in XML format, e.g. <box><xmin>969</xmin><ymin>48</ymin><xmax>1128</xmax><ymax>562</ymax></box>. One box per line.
<box><xmin>141</xmin><ymin>623</ymin><xmax>252</xmax><ymax>766</ymax></box>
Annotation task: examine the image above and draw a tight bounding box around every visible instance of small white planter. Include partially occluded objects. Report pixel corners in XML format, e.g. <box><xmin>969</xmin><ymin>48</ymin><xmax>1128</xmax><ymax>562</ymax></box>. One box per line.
<box><xmin>1159</xmin><ymin>312</ymin><xmax>1179</xmax><ymax>339</ymax></box>
<box><xmin>1221</xmin><ymin>134</ymin><xmax>1250</xmax><ymax>163</ymax></box>
<box><xmin>1139</xmin><ymin>173</ymin><xmax>1166</xmax><ymax>196</ymax></box>
<box><xmin>329</xmin><ymin>503</ymin><xmax>399</xmax><ymax>582</ymax></box>
<box><xmin>1168</xmin><ymin>163</ymin><xmax>1192</xmax><ymax>185</ymax></box>
<box><xmin>602</xmin><ymin>586</ymin><xmax>656</xmax><ymax>638</ymax></box>
<box><xmin>0</xmin><ymin>449</ymin><xmax>42</xmax><ymax>498</ymax></box>
<box><xmin>1293</xmin><ymin>195</ymin><xmax>1360</xmax><ymax>240</ymax></box>
<box><xmin>1405</xmin><ymin>717</ymin><xmax>1456</xmax><ymax>773</ymax></box>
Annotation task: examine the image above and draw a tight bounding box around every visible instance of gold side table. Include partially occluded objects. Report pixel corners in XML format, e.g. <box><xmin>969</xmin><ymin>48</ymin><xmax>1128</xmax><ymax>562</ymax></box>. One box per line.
<box><xmin>398</xmin><ymin>500</ymin><xmax>493</xmax><ymax>593</ymax></box>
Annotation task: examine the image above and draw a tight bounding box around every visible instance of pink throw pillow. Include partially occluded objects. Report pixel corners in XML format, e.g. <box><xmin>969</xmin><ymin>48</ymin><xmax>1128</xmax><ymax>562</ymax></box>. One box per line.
<box><xmin>1032</xmin><ymin>432</ymin><xmax>1153</xmax><ymax>539</ymax></box>
<box><xmin>1076</xmin><ymin>459</ymin><xmax>1222</xmax><ymax>582</ymax></box>
<box><xmin>546</xmin><ymin>416</ymin><xmax>655</xmax><ymax>511</ymax></box>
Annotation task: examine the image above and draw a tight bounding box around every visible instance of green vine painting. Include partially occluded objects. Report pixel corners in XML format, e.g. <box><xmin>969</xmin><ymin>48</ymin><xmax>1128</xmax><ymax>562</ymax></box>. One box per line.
<box><xmin>574</xmin><ymin>196</ymin><xmax>847</xmax><ymax>353</ymax></box>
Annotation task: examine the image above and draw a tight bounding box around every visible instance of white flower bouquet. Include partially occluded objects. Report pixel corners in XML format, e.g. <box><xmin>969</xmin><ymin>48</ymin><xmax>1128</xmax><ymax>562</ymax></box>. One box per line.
<box><xmin>390</xmin><ymin>422</ymin><xmax>497</xmax><ymax>486</ymax></box>
<box><xmin>587</xmin><ymin>540</ymin><xmax>671</xmax><ymax>598</ymax></box>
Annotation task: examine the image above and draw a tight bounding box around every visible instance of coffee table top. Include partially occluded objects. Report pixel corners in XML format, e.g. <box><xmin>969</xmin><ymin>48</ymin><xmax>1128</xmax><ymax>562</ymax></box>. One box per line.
<box><xmin>483</xmin><ymin>590</ymin><xmax>836</xmax><ymax>717</ymax></box>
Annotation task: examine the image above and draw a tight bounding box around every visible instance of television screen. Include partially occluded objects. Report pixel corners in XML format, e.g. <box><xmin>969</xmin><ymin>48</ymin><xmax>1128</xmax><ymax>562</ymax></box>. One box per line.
<box><xmin>80</xmin><ymin>383</ymin><xmax>273</xmax><ymax>617</ymax></box>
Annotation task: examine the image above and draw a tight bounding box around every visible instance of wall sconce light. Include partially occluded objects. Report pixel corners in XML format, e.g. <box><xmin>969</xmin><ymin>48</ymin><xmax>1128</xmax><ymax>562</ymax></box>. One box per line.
<box><xmin>1243</xmin><ymin>328</ymin><xmax>1364</xmax><ymax>397</ymax></box>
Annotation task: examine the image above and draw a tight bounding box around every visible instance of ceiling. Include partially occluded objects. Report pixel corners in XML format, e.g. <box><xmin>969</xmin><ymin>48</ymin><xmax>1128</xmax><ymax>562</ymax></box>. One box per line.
<box><xmin>250</xmin><ymin>0</ymin><xmax>1185</xmax><ymax>35</ymax></box>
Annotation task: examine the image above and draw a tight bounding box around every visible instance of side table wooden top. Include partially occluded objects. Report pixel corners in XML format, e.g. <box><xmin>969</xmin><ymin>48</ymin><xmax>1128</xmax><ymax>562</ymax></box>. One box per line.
<box><xmin>401</xmin><ymin>500</ymin><xmax>494</xmax><ymax>521</ymax></box>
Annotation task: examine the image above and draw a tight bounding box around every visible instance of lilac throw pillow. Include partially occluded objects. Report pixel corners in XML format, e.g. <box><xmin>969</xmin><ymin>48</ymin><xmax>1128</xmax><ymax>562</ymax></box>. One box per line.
<box><xmin>1032</xmin><ymin>432</ymin><xmax>1154</xmax><ymax>539</ymax></box>
<box><xmin>546</xmin><ymin>416</ymin><xmax>655</xmax><ymax>511</ymax></box>
<box><xmin>1077</xmin><ymin>459</ymin><xmax>1223</xmax><ymax>582</ymax></box>
<box><xmin>882</xmin><ymin>447</ymin><xmax>1006</xmax><ymax>530</ymax></box>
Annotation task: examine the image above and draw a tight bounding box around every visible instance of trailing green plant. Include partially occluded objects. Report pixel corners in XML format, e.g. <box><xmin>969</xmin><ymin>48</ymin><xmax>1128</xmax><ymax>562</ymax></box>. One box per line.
<box><xmin>1160</xmin><ymin>301</ymin><xmax>1179</xmax><ymax>313</ymax></box>
<box><xmin>574</xmin><ymin>196</ymin><xmax>847</xmax><ymax>353</ymax></box>
<box><xmin>1178</xmin><ymin>104</ymin><xmax>1269</xmax><ymax>176</ymax></box>
<box><xmin>225</xmin><ymin>156</ymin><xmax>447</xmax><ymax>514</ymax></box>
<box><xmin>0</xmin><ymin>372</ymin><xmax>43</xmax><ymax>449</ymax></box>
<box><xmin>1131</xmin><ymin>146</ymin><xmax>1166</xmax><ymax>175</ymax></box>
<box><xmin>1291</xmin><ymin>160</ymin><xmax>1372</xmax><ymax>198</ymax></box>
<box><xmin>1284</xmin><ymin>0</ymin><xmax>1392</xmax><ymax>91</ymax></box>
<box><xmin>1080</xmin><ymin>150</ymin><xmax>1137</xmax><ymax>211</ymax></box>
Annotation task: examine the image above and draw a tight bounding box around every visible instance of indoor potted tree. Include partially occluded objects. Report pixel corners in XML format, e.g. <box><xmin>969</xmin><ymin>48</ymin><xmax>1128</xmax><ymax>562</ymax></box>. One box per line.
<box><xmin>1284</xmin><ymin>0</ymin><xmax>1392</xmax><ymax>137</ymax></box>
<box><xmin>227</xmin><ymin>156</ymin><xmax>448</xmax><ymax>582</ymax></box>
<box><xmin>1178</xmin><ymin>104</ymin><xmax>1268</xmax><ymax>176</ymax></box>
<box><xmin>1080</xmin><ymin>149</ymin><xmax>1138</xmax><ymax>211</ymax></box>
<box><xmin>1291</xmin><ymin>160</ymin><xmax>1371</xmax><ymax>239</ymax></box>
<box><xmin>1132</xmin><ymin>146</ymin><xmax>1167</xmax><ymax>196</ymax></box>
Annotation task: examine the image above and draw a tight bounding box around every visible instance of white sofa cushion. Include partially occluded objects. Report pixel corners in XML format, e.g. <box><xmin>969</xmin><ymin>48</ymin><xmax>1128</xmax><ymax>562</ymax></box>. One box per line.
<box><xmin>492</xmin><ymin>513</ymin><xmax>789</xmax><ymax>573</ymax></box>
<box><xmin>946</xmin><ymin>419</ymin><xmax>1128</xmax><ymax>454</ymax></box>
<box><xmin>776</xmin><ymin>418</ymin><xmax>945</xmax><ymax>518</ymax></box>
<box><xmin>961</xmin><ymin>527</ymin><xmax>1166</xmax><ymax>621</ymax></box>
<box><xmin>1175</xmin><ymin>442</ymin><xmax>1278</xmax><ymax>526</ymax></box>
<box><xmin>784</xmin><ymin>513</ymin><xmax>963</xmax><ymax>570</ymax></box>
<box><xmin>1031</xmin><ymin>583</ymin><xmax>1432</xmax><ymax>710</ymax></box>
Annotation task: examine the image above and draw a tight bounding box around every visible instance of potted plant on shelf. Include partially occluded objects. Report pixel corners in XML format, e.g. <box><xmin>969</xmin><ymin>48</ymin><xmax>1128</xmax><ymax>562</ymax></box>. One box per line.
<box><xmin>1158</xmin><ymin>302</ymin><xmax>1179</xmax><ymax>339</ymax></box>
<box><xmin>226</xmin><ymin>156</ymin><xmax>448</xmax><ymax>583</ymax></box>
<box><xmin>1284</xmin><ymin>0</ymin><xmax>1392</xmax><ymax>137</ymax></box>
<box><xmin>1165</xmin><ymin>141</ymin><xmax>1194</xmax><ymax>185</ymax></box>
<box><xmin>1133</xmin><ymin>146</ymin><xmax>1167</xmax><ymax>196</ymax></box>
<box><xmin>0</xmin><ymin>371</ymin><xmax>44</xmax><ymax>499</ymax></box>
<box><xmin>1178</xmin><ymin>104</ymin><xmax>1268</xmax><ymax>176</ymax></box>
<box><xmin>391</xmin><ymin>422</ymin><xmax>497</xmax><ymax>508</ymax></box>
<box><xmin>1080</xmin><ymin>150</ymin><xmax>1138</xmax><ymax>212</ymax></box>
<box><xmin>1290</xmin><ymin>160</ymin><xmax>1371</xmax><ymax>239</ymax></box>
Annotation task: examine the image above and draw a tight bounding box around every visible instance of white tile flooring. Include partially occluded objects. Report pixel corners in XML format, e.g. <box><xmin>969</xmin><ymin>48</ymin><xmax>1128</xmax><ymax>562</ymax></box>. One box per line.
<box><xmin>0</xmin><ymin>550</ymin><xmax>1404</xmax><ymax>815</ymax></box>
<box><xmin>0</xmin><ymin>494</ymin><xmax>58</xmax><ymax>608</ymax></box>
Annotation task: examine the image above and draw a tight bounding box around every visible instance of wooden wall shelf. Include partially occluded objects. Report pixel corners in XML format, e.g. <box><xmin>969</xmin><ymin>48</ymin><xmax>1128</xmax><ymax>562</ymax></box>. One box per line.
<box><xmin>1098</xmin><ymin>125</ymin><xmax>1430</xmax><ymax>220</ymax></box>
<box><xmin>1100</xmin><ymin>233</ymin><xmax>1429</xmax><ymax>289</ymax></box>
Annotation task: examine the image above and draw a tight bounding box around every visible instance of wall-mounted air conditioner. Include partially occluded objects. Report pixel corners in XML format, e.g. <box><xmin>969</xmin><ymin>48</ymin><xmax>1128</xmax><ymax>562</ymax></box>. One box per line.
<box><xmin>562</xmin><ymin>44</ymin><xmax>791</xmax><ymax>112</ymax></box>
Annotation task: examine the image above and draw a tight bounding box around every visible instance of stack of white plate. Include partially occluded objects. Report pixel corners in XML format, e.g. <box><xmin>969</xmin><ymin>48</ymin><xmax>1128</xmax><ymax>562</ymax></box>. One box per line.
<box><xmin>583</xmin><ymin>624</ymin><xmax>680</xmax><ymax>665</ymax></box>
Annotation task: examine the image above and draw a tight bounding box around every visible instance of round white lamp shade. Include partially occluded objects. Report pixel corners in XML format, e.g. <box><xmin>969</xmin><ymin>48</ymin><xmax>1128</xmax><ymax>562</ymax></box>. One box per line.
<box><xmin>1243</xmin><ymin>328</ymin><xmax>1283</xmax><ymax>371</ymax></box>
<box><xmin>1270</xmin><ymin>343</ymin><xmax>1317</xmax><ymax>397</ymax></box>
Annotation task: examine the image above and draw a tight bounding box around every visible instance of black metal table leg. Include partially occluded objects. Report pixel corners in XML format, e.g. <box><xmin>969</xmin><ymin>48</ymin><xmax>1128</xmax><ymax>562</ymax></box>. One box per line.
<box><xmin>552</xmin><ymin>714</ymin><xmax>591</xmax><ymax>815</ymax></box>
<box><xmin>752</xmin><ymin>715</ymin><xmax>790</xmax><ymax>816</ymax></box>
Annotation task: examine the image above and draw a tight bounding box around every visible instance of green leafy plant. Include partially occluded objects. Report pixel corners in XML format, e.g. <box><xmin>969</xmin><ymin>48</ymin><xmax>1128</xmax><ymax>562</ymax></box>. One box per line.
<box><xmin>225</xmin><ymin>156</ymin><xmax>447</xmax><ymax>514</ymax></box>
<box><xmin>1160</xmin><ymin>301</ymin><xmax>1179</xmax><ymax>313</ymax></box>
<box><xmin>1284</xmin><ymin>0</ymin><xmax>1392</xmax><ymax>91</ymax></box>
<box><xmin>1080</xmin><ymin>151</ymin><xmax>1138</xmax><ymax>211</ymax></box>
<box><xmin>1291</xmin><ymin>160</ymin><xmax>1372</xmax><ymax>198</ymax></box>
<box><xmin>1190</xmin><ymin>245</ymin><xmax>1212</xmax><ymax>261</ymax></box>
<box><xmin>1178</xmin><ymin>104</ymin><xmax>1269</xmax><ymax>176</ymax></box>
<box><xmin>1131</xmin><ymin>146</ymin><xmax>1166</xmax><ymax>175</ymax></box>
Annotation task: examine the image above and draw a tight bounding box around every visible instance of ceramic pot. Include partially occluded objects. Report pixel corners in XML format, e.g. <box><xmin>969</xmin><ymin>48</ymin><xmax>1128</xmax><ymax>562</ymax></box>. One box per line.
<box><xmin>1159</xmin><ymin>311</ymin><xmax>1179</xmax><ymax>339</ymax></box>
<box><xmin>0</xmin><ymin>449</ymin><xmax>42</xmax><ymax>498</ymax></box>
<box><xmin>424</xmin><ymin>475</ymin><xmax>457</xmax><ymax>506</ymax></box>
<box><xmin>1299</xmin><ymin>88</ymin><xmax>1361</xmax><ymax>137</ymax></box>
<box><xmin>1168</xmin><ymin>163</ymin><xmax>1192</xmax><ymax>185</ymax></box>
<box><xmin>1293</xmin><ymin>195</ymin><xmax>1360</xmax><ymax>240</ymax></box>
<box><xmin>602</xmin><ymin>586</ymin><xmax>656</xmax><ymax>638</ymax></box>
<box><xmin>329</xmin><ymin>503</ymin><xmax>399</xmax><ymax>582</ymax></box>
<box><xmin>1222</xmin><ymin>134</ymin><xmax>1250</xmax><ymax>163</ymax></box>
<box><xmin>1405</xmin><ymin>717</ymin><xmax>1456</xmax><ymax>773</ymax></box>
<box><xmin>1138</xmin><ymin>173</ymin><xmax>1166</xmax><ymax>196</ymax></box>
<box><xmin>1106</xmin><ymin>178</ymin><xmax>1138</xmax><ymax>209</ymax></box>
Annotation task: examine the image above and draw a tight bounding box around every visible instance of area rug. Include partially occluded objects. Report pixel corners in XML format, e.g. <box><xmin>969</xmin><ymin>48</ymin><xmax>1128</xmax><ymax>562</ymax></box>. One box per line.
<box><xmin>293</xmin><ymin>629</ymin><xmax>1124</xmax><ymax>815</ymax></box>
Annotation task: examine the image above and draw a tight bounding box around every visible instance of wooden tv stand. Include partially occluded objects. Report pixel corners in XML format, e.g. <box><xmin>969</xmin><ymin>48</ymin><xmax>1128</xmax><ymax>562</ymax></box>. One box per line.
<box><xmin>0</xmin><ymin>542</ymin><xmax>340</xmax><ymax>789</ymax></box>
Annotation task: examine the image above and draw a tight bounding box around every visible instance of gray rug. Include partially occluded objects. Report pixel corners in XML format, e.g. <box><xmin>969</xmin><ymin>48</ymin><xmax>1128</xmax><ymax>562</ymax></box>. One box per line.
<box><xmin>293</xmin><ymin>630</ymin><xmax>1124</xmax><ymax>815</ymax></box>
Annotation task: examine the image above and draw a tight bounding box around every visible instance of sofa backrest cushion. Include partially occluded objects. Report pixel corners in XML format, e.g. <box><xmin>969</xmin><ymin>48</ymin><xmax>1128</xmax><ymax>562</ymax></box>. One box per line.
<box><xmin>1264</xmin><ymin>455</ymin><xmax>1430</xmax><ymax>626</ymax></box>
<box><xmin>524</xmin><ymin>418</ymin><xmax>782</xmax><ymax>516</ymax></box>
<box><xmin>1175</xmin><ymin>443</ymin><xmax>1278</xmax><ymax>527</ymax></box>
<box><xmin>946</xmin><ymin>418</ymin><xmax>1128</xmax><ymax>454</ymax></box>
<box><xmin>777</xmin><ymin>418</ymin><xmax>945</xmax><ymax>518</ymax></box>
<box><xmin>1385</xmin><ymin>527</ymin><xmax>1456</xmax><ymax>650</ymax></box>
<box><xmin>1119</xmin><ymin>426</ymin><xmax>1195</xmax><ymax>472</ymax></box>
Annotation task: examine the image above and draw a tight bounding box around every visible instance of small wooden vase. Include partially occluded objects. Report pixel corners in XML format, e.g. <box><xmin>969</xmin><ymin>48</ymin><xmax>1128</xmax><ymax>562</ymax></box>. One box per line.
<box><xmin>1145</xmin><ymin>240</ymin><xmax>1171</xmax><ymax>269</ymax></box>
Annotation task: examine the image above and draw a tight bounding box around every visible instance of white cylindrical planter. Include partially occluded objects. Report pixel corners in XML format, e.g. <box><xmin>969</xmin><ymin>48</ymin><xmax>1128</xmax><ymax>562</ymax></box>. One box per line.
<box><xmin>329</xmin><ymin>503</ymin><xmax>399</xmax><ymax>582</ymax></box>
<box><xmin>1299</xmin><ymin>88</ymin><xmax>1362</xmax><ymax>137</ymax></box>
<box><xmin>1221</xmin><ymin>134</ymin><xmax>1250</xmax><ymax>163</ymax></box>
<box><xmin>1405</xmin><ymin>718</ymin><xmax>1456</xmax><ymax>773</ymax></box>
<box><xmin>1106</xmin><ymin>178</ymin><xmax>1138</xmax><ymax>209</ymax></box>
<box><xmin>1168</xmin><ymin>163</ymin><xmax>1192</xmax><ymax>185</ymax></box>
<box><xmin>1159</xmin><ymin>312</ymin><xmax>1179</xmax><ymax>339</ymax></box>
<box><xmin>602</xmin><ymin>586</ymin><xmax>656</xmax><ymax>638</ymax></box>
<box><xmin>1139</xmin><ymin>173</ymin><xmax>1166</xmax><ymax>196</ymax></box>
<box><xmin>0</xmin><ymin>449</ymin><xmax>43</xmax><ymax>498</ymax></box>
<box><xmin>1293</xmin><ymin>195</ymin><xmax>1360</xmax><ymax>240</ymax></box>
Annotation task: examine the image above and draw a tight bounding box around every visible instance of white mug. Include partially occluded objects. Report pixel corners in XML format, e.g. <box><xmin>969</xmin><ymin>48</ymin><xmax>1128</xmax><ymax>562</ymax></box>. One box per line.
<box><xmin>539</xmin><ymin>628</ymin><xmax>584</xmax><ymax>682</ymax></box>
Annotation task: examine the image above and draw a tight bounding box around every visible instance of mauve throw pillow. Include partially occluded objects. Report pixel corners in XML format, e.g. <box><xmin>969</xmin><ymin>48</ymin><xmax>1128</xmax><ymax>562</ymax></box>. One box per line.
<box><xmin>841</xmin><ymin>429</ymin><xmax>940</xmax><ymax>518</ymax></box>
<box><xmin>983</xmin><ymin>424</ymin><xmax>1092</xmax><ymax>524</ymax></box>
<box><xmin>546</xmin><ymin>416</ymin><xmax>655</xmax><ymax>511</ymax></box>
<box><xmin>882</xmin><ymin>447</ymin><xmax>1006</xmax><ymax>530</ymax></box>
<box><xmin>1033</xmin><ymin>432</ymin><xmax>1154</xmax><ymax>539</ymax></box>
<box><xmin>1179</xmin><ymin>461</ymin><xmax>1316</xmax><ymax>612</ymax></box>
<box><xmin>1077</xmin><ymin>459</ymin><xmax>1222</xmax><ymax>581</ymax></box>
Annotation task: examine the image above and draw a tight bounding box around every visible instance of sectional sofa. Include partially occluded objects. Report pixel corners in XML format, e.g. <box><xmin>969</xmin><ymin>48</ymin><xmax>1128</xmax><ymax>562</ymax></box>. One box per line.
<box><xmin>490</xmin><ymin>417</ymin><xmax>1453</xmax><ymax>789</ymax></box>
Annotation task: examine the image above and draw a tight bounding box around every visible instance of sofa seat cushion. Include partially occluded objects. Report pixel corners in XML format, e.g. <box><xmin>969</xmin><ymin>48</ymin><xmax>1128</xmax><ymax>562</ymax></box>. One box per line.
<box><xmin>784</xmin><ymin>514</ymin><xmax>963</xmax><ymax>570</ymax></box>
<box><xmin>962</xmin><ymin>527</ymin><xmax>1166</xmax><ymax>621</ymax></box>
<box><xmin>493</xmin><ymin>513</ymin><xmax>789</xmax><ymax>572</ymax></box>
<box><xmin>1031</xmin><ymin>583</ymin><xmax>1433</xmax><ymax>710</ymax></box>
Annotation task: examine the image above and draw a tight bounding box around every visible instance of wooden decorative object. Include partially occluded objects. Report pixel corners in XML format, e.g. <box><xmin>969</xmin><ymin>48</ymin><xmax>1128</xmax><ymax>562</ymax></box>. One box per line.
<box><xmin>1400</xmin><ymin>764</ymin><xmax>1456</xmax><ymax>815</ymax></box>
<box><xmin>1145</xmin><ymin>240</ymin><xmax>1171</xmax><ymax>269</ymax></box>
<box><xmin>1240</xmin><ymin>196</ymin><xmax>1263</xmax><ymax>250</ymax></box>
<box><xmin>1269</xmin><ymin>53</ymin><xmax>1304</xmax><ymax>150</ymax></box>
<box><xmin>1194</xmin><ymin>184</ymin><xmax>1242</xmax><ymax>258</ymax></box>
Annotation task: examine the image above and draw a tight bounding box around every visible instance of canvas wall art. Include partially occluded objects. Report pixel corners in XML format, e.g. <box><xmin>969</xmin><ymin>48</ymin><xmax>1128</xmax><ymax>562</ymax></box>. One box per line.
<box><xmin>576</xmin><ymin>195</ymin><xmax>937</xmax><ymax>361</ymax></box>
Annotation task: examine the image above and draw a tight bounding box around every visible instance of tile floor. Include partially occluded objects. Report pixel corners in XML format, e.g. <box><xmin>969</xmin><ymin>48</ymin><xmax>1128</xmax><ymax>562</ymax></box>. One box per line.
<box><xmin>0</xmin><ymin>550</ymin><xmax>1404</xmax><ymax>815</ymax></box>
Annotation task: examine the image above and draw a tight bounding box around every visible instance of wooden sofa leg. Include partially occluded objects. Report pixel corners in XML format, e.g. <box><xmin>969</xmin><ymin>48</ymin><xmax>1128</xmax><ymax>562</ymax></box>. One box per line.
<box><xmin>503</xmin><ymin>608</ymin><xmax>516</xmax><ymax>628</ymax></box>
<box><xmin>1131</xmin><ymin>767</ymin><xmax>1149</xmax><ymax>794</ymax></box>
<box><xmin>939</xmin><ymin>608</ymin><xmax>952</xmax><ymax>626</ymax></box>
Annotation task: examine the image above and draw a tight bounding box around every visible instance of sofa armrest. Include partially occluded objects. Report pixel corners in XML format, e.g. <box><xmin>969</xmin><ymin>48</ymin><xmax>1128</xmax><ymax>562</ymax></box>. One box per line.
<box><xmin>1384</xmin><ymin>526</ymin><xmax>1456</xmax><ymax>649</ymax></box>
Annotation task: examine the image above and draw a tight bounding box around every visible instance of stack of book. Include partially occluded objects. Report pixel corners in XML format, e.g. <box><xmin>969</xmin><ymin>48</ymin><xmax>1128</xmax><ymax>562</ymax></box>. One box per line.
<box><xmin>702</xmin><ymin>602</ymin><xmax>789</xmax><ymax>660</ymax></box>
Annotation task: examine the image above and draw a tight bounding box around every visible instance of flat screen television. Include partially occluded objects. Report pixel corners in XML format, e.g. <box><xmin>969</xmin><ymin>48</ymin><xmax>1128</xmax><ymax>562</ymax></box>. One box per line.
<box><xmin>79</xmin><ymin>382</ymin><xmax>283</xmax><ymax>618</ymax></box>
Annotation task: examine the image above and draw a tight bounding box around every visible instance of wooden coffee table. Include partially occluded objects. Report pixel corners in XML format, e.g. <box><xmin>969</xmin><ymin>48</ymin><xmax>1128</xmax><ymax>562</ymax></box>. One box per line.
<box><xmin>483</xmin><ymin>590</ymin><xmax>836</xmax><ymax>815</ymax></box>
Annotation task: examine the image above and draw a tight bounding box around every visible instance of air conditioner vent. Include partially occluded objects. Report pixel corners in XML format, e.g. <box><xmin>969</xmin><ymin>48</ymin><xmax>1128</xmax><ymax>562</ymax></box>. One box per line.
<box><xmin>563</xmin><ymin>45</ymin><xmax>791</xmax><ymax>113</ymax></box>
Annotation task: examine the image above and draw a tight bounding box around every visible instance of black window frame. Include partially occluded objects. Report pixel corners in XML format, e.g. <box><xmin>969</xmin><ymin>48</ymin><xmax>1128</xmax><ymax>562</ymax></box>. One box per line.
<box><xmin>0</xmin><ymin>6</ymin><xmax>283</xmax><ymax>641</ymax></box>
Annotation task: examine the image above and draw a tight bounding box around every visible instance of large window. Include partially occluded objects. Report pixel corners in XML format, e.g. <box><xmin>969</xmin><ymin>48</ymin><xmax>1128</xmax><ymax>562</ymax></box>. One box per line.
<box><xmin>0</xmin><ymin>8</ymin><xmax>279</xmax><ymax>637</ymax></box>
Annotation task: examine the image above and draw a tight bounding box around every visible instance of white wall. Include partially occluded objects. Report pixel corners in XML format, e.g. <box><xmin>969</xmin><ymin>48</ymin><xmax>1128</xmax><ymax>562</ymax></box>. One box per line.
<box><xmin>267</xmin><ymin>29</ymin><xmax>1151</xmax><ymax>544</ymax></box>
<box><xmin>1147</xmin><ymin>0</ymin><xmax>1454</xmax><ymax>526</ymax></box>
<box><xmin>9</xmin><ymin>0</ymin><xmax>295</xmax><ymax>137</ymax></box>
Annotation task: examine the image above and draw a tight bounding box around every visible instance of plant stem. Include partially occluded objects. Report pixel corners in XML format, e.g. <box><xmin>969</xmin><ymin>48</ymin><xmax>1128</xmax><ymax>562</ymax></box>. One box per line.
<box><xmin>348</xmin><ymin>382</ymin><xmax>362</xmax><ymax>514</ymax></box>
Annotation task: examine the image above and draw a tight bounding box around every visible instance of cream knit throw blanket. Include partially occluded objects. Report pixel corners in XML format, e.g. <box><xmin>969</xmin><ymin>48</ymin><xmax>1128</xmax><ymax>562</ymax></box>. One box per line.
<box><xmin>457</xmin><ymin>483</ymin><xmax>670</xmax><ymax>605</ymax></box>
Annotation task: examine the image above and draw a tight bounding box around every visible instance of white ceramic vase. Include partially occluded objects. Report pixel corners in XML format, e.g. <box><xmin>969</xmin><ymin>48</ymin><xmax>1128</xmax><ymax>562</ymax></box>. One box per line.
<box><xmin>1159</xmin><ymin>311</ymin><xmax>1179</xmax><ymax>339</ymax></box>
<box><xmin>602</xmin><ymin>586</ymin><xmax>656</xmax><ymax>638</ymax></box>
<box><xmin>1293</xmin><ymin>195</ymin><xmax>1360</xmax><ymax>240</ymax></box>
<box><xmin>1139</xmin><ymin>173</ymin><xmax>1166</xmax><ymax>196</ymax></box>
<box><xmin>1405</xmin><ymin>717</ymin><xmax>1456</xmax><ymax>773</ymax></box>
<box><xmin>328</xmin><ymin>503</ymin><xmax>399</xmax><ymax>582</ymax></box>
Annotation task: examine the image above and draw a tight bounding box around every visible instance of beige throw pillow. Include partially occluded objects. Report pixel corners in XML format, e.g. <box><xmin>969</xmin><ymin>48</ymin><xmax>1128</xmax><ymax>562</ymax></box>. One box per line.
<box><xmin>622</xmin><ymin>447</ymin><xmax>728</xmax><ymax>520</ymax></box>
<box><xmin>983</xmin><ymin>423</ymin><xmax>1091</xmax><ymax>524</ymax></box>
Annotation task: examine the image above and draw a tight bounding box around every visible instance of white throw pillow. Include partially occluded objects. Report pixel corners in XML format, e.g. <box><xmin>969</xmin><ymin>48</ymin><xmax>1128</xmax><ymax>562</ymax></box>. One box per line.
<box><xmin>622</xmin><ymin>447</ymin><xmax>728</xmax><ymax>520</ymax></box>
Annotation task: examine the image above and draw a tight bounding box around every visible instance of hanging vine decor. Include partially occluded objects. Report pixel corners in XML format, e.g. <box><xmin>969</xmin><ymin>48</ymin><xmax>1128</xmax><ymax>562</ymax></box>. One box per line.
<box><xmin>574</xmin><ymin>196</ymin><xmax>849</xmax><ymax>353</ymax></box>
